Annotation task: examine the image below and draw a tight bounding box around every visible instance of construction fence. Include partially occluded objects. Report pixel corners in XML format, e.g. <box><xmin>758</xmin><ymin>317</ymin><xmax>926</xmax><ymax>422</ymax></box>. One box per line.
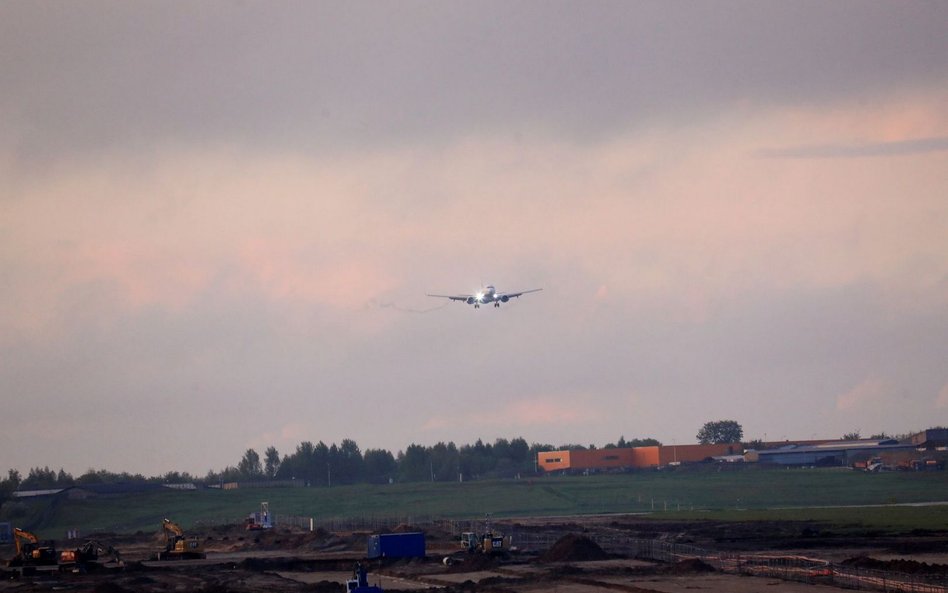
<box><xmin>511</xmin><ymin>532</ymin><xmax>948</xmax><ymax>593</ymax></box>
<box><xmin>185</xmin><ymin>514</ymin><xmax>948</xmax><ymax>593</ymax></box>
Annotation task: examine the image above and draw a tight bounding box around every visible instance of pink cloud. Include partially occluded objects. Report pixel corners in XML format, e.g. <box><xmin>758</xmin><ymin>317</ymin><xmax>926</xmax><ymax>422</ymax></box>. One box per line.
<box><xmin>937</xmin><ymin>383</ymin><xmax>948</xmax><ymax>409</ymax></box>
<box><xmin>423</xmin><ymin>396</ymin><xmax>602</xmax><ymax>432</ymax></box>
<box><xmin>836</xmin><ymin>377</ymin><xmax>886</xmax><ymax>411</ymax></box>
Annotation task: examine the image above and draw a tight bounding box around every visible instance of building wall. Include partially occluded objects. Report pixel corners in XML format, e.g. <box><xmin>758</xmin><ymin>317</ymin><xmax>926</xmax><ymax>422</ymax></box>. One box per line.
<box><xmin>537</xmin><ymin>443</ymin><xmax>740</xmax><ymax>472</ymax></box>
<box><xmin>659</xmin><ymin>443</ymin><xmax>737</xmax><ymax>465</ymax></box>
<box><xmin>537</xmin><ymin>450</ymin><xmax>572</xmax><ymax>472</ymax></box>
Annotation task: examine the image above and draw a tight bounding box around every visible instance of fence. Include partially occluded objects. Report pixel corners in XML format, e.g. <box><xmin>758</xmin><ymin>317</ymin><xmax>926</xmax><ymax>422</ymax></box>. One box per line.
<box><xmin>511</xmin><ymin>531</ymin><xmax>947</xmax><ymax>593</ymax></box>
<box><xmin>181</xmin><ymin>514</ymin><xmax>948</xmax><ymax>593</ymax></box>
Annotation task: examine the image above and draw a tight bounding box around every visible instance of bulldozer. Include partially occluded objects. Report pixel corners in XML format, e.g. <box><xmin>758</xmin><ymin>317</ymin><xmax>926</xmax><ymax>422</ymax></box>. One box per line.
<box><xmin>7</xmin><ymin>528</ymin><xmax>58</xmax><ymax>573</ymax></box>
<box><xmin>157</xmin><ymin>518</ymin><xmax>206</xmax><ymax>560</ymax></box>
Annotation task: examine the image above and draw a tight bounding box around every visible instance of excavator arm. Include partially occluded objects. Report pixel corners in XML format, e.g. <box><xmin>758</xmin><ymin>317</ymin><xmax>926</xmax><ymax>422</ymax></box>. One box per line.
<box><xmin>162</xmin><ymin>519</ymin><xmax>184</xmax><ymax>537</ymax></box>
<box><xmin>13</xmin><ymin>528</ymin><xmax>39</xmax><ymax>557</ymax></box>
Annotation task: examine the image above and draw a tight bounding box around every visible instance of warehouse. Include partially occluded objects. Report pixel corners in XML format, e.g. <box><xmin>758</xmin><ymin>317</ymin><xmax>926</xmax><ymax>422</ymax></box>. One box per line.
<box><xmin>537</xmin><ymin>443</ymin><xmax>739</xmax><ymax>473</ymax></box>
<box><xmin>752</xmin><ymin>439</ymin><xmax>917</xmax><ymax>467</ymax></box>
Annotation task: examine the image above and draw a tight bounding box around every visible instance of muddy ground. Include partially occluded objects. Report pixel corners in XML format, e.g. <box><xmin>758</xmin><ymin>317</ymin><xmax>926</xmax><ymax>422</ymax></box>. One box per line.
<box><xmin>2</xmin><ymin>516</ymin><xmax>947</xmax><ymax>593</ymax></box>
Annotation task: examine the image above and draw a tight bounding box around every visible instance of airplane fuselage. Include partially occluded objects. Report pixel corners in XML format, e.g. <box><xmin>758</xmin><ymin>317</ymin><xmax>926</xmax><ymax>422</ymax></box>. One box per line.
<box><xmin>427</xmin><ymin>284</ymin><xmax>542</xmax><ymax>308</ymax></box>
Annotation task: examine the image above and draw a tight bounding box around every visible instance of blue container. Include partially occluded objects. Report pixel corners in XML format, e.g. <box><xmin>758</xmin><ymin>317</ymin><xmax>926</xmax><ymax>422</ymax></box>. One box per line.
<box><xmin>367</xmin><ymin>532</ymin><xmax>425</xmax><ymax>559</ymax></box>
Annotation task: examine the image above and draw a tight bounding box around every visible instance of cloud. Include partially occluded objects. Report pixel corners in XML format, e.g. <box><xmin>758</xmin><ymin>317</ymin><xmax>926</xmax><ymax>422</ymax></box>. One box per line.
<box><xmin>755</xmin><ymin>136</ymin><xmax>948</xmax><ymax>159</ymax></box>
<box><xmin>937</xmin><ymin>384</ymin><xmax>948</xmax><ymax>409</ymax></box>
<box><xmin>2</xmin><ymin>3</ymin><xmax>947</xmax><ymax>165</ymax></box>
<box><xmin>836</xmin><ymin>377</ymin><xmax>886</xmax><ymax>411</ymax></box>
<box><xmin>1</xmin><ymin>24</ymin><xmax>947</xmax><ymax>474</ymax></box>
<box><xmin>422</xmin><ymin>396</ymin><xmax>603</xmax><ymax>433</ymax></box>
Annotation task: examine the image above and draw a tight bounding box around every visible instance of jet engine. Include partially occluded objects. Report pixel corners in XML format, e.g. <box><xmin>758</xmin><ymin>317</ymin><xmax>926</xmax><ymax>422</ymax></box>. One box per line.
<box><xmin>499</xmin><ymin>295</ymin><xmax>509</xmax><ymax>303</ymax></box>
<box><xmin>466</xmin><ymin>297</ymin><xmax>476</xmax><ymax>305</ymax></box>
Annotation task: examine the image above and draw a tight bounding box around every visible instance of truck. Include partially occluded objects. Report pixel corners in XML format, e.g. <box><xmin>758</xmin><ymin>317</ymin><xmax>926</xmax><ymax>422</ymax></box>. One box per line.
<box><xmin>367</xmin><ymin>532</ymin><xmax>425</xmax><ymax>560</ymax></box>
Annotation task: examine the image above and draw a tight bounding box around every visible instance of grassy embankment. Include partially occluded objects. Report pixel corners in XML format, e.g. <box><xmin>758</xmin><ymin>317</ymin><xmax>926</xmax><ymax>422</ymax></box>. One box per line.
<box><xmin>7</xmin><ymin>468</ymin><xmax>948</xmax><ymax>538</ymax></box>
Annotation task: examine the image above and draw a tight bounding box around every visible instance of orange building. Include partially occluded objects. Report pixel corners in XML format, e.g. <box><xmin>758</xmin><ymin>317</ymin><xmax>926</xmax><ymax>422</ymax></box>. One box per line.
<box><xmin>537</xmin><ymin>443</ymin><xmax>740</xmax><ymax>473</ymax></box>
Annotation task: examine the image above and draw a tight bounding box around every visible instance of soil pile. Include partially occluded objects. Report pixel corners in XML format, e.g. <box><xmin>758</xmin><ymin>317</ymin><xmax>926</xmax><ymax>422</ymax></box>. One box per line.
<box><xmin>539</xmin><ymin>534</ymin><xmax>609</xmax><ymax>562</ymax></box>
<box><xmin>667</xmin><ymin>558</ymin><xmax>716</xmax><ymax>574</ymax></box>
<box><xmin>841</xmin><ymin>556</ymin><xmax>948</xmax><ymax>575</ymax></box>
<box><xmin>447</xmin><ymin>553</ymin><xmax>497</xmax><ymax>573</ymax></box>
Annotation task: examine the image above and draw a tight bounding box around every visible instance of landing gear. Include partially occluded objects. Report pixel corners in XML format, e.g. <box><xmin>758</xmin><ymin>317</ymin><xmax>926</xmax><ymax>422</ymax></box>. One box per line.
<box><xmin>494</xmin><ymin>302</ymin><xmax>500</xmax><ymax>307</ymax></box>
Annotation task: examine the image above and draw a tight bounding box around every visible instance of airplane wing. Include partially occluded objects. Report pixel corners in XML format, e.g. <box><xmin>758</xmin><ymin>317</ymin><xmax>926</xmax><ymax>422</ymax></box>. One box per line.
<box><xmin>426</xmin><ymin>293</ymin><xmax>472</xmax><ymax>301</ymax></box>
<box><xmin>497</xmin><ymin>288</ymin><xmax>543</xmax><ymax>299</ymax></box>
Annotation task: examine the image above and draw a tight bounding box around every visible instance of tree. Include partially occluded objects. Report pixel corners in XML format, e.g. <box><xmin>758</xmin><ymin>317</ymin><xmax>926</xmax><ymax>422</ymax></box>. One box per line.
<box><xmin>842</xmin><ymin>431</ymin><xmax>861</xmax><ymax>441</ymax></box>
<box><xmin>364</xmin><ymin>449</ymin><xmax>397</xmax><ymax>484</ymax></box>
<box><xmin>696</xmin><ymin>420</ymin><xmax>743</xmax><ymax>444</ymax></box>
<box><xmin>264</xmin><ymin>447</ymin><xmax>280</xmax><ymax>479</ymax></box>
<box><xmin>743</xmin><ymin>438</ymin><xmax>765</xmax><ymax>451</ymax></box>
<box><xmin>397</xmin><ymin>444</ymin><xmax>431</xmax><ymax>482</ymax></box>
<box><xmin>0</xmin><ymin>469</ymin><xmax>21</xmax><ymax>508</ymax></box>
<box><xmin>237</xmin><ymin>448</ymin><xmax>263</xmax><ymax>479</ymax></box>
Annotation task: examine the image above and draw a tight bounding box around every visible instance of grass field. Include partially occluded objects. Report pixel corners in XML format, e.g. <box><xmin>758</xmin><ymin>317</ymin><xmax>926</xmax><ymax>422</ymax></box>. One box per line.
<box><xmin>7</xmin><ymin>467</ymin><xmax>948</xmax><ymax>538</ymax></box>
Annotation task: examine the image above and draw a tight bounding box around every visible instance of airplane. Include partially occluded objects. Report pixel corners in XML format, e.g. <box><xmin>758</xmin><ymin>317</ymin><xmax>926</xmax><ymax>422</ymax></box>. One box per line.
<box><xmin>426</xmin><ymin>285</ymin><xmax>542</xmax><ymax>308</ymax></box>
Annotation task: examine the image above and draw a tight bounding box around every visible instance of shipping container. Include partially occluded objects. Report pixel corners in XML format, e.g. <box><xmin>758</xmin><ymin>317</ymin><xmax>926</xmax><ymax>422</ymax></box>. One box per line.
<box><xmin>367</xmin><ymin>532</ymin><xmax>425</xmax><ymax>560</ymax></box>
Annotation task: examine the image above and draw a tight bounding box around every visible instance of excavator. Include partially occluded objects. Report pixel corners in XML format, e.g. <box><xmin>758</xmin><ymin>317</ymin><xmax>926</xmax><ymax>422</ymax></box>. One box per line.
<box><xmin>59</xmin><ymin>539</ymin><xmax>124</xmax><ymax>572</ymax></box>
<box><xmin>7</xmin><ymin>528</ymin><xmax>58</xmax><ymax>572</ymax></box>
<box><xmin>157</xmin><ymin>518</ymin><xmax>206</xmax><ymax>560</ymax></box>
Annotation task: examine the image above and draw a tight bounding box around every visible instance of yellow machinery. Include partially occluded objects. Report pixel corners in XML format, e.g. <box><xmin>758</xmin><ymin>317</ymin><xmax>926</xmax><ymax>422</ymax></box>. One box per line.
<box><xmin>458</xmin><ymin>517</ymin><xmax>510</xmax><ymax>554</ymax></box>
<box><xmin>8</xmin><ymin>528</ymin><xmax>58</xmax><ymax>568</ymax></box>
<box><xmin>158</xmin><ymin>518</ymin><xmax>206</xmax><ymax>560</ymax></box>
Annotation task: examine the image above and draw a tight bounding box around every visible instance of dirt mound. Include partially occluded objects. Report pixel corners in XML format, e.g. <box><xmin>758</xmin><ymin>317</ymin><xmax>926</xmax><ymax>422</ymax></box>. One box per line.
<box><xmin>447</xmin><ymin>553</ymin><xmax>498</xmax><ymax>572</ymax></box>
<box><xmin>308</xmin><ymin>581</ymin><xmax>345</xmax><ymax>593</ymax></box>
<box><xmin>841</xmin><ymin>556</ymin><xmax>948</xmax><ymax>575</ymax></box>
<box><xmin>666</xmin><ymin>558</ymin><xmax>716</xmax><ymax>574</ymax></box>
<box><xmin>539</xmin><ymin>534</ymin><xmax>609</xmax><ymax>562</ymax></box>
<box><xmin>93</xmin><ymin>583</ymin><xmax>134</xmax><ymax>593</ymax></box>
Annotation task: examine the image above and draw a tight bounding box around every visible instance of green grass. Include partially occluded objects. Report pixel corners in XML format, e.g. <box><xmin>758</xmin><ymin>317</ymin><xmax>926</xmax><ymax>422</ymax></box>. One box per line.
<box><xmin>6</xmin><ymin>468</ymin><xmax>947</xmax><ymax>538</ymax></box>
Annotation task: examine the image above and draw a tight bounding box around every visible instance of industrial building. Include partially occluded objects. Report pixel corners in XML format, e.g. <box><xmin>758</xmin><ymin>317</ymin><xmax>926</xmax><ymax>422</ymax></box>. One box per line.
<box><xmin>537</xmin><ymin>443</ymin><xmax>740</xmax><ymax>473</ymax></box>
<box><xmin>749</xmin><ymin>439</ymin><xmax>917</xmax><ymax>466</ymax></box>
<box><xmin>537</xmin><ymin>429</ymin><xmax>947</xmax><ymax>473</ymax></box>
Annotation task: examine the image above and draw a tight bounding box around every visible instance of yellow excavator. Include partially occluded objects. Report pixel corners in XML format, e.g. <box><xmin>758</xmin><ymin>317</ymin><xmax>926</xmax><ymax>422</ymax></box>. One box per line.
<box><xmin>7</xmin><ymin>528</ymin><xmax>58</xmax><ymax>569</ymax></box>
<box><xmin>157</xmin><ymin>518</ymin><xmax>206</xmax><ymax>560</ymax></box>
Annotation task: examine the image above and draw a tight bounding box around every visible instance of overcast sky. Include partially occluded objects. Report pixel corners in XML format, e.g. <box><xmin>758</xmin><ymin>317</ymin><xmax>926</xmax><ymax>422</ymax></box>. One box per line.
<box><xmin>2</xmin><ymin>2</ymin><xmax>947</xmax><ymax>478</ymax></box>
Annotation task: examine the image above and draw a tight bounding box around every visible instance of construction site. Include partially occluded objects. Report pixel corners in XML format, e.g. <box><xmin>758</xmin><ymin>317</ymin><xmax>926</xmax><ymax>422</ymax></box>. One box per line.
<box><xmin>2</xmin><ymin>509</ymin><xmax>948</xmax><ymax>593</ymax></box>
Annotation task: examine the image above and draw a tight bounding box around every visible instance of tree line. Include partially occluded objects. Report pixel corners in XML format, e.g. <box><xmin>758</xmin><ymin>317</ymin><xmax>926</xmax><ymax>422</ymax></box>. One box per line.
<box><xmin>0</xmin><ymin>434</ymin><xmax>661</xmax><ymax>494</ymax></box>
<box><xmin>6</xmin><ymin>422</ymin><xmax>938</xmax><ymax>498</ymax></box>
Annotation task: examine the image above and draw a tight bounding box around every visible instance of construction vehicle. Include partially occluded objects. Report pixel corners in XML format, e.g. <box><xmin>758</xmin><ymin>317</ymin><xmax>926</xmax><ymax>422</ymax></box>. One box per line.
<box><xmin>852</xmin><ymin>457</ymin><xmax>884</xmax><ymax>472</ymax></box>
<box><xmin>157</xmin><ymin>518</ymin><xmax>206</xmax><ymax>560</ymax></box>
<box><xmin>58</xmin><ymin>540</ymin><xmax>123</xmax><ymax>573</ymax></box>
<box><xmin>458</xmin><ymin>516</ymin><xmax>510</xmax><ymax>555</ymax></box>
<box><xmin>346</xmin><ymin>562</ymin><xmax>383</xmax><ymax>593</ymax></box>
<box><xmin>7</xmin><ymin>528</ymin><xmax>58</xmax><ymax>573</ymax></box>
<box><xmin>245</xmin><ymin>501</ymin><xmax>273</xmax><ymax>531</ymax></box>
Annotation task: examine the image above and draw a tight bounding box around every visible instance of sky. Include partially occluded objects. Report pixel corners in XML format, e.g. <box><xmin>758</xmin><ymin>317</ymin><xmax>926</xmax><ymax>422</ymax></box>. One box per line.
<box><xmin>1</xmin><ymin>2</ymin><xmax>947</xmax><ymax>478</ymax></box>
